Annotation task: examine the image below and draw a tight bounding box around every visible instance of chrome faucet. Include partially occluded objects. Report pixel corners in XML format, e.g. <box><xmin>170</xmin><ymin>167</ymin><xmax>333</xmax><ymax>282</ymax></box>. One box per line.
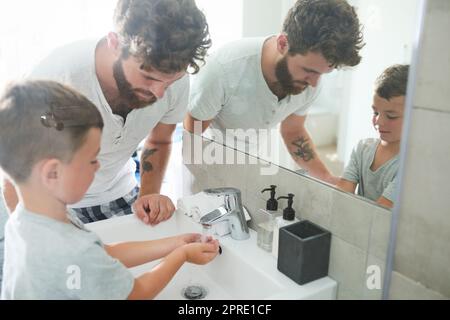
<box><xmin>199</xmin><ymin>187</ymin><xmax>250</xmax><ymax>240</ymax></box>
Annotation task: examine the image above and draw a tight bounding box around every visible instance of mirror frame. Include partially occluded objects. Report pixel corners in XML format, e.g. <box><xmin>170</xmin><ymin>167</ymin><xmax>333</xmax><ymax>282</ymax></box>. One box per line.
<box><xmin>382</xmin><ymin>0</ymin><xmax>427</xmax><ymax>300</ymax></box>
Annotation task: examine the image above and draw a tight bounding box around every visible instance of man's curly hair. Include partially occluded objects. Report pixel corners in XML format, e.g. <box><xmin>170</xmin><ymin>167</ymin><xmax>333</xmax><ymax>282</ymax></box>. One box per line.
<box><xmin>114</xmin><ymin>0</ymin><xmax>211</xmax><ymax>74</ymax></box>
<box><xmin>283</xmin><ymin>0</ymin><xmax>365</xmax><ymax>68</ymax></box>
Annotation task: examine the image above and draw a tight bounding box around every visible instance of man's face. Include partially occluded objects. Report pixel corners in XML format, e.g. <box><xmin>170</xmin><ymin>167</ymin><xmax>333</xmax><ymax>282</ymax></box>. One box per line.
<box><xmin>273</xmin><ymin>51</ymin><xmax>334</xmax><ymax>96</ymax></box>
<box><xmin>112</xmin><ymin>55</ymin><xmax>186</xmax><ymax>110</ymax></box>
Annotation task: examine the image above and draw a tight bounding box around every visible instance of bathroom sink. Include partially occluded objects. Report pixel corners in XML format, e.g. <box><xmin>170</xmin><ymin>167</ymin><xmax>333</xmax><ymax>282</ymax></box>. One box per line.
<box><xmin>86</xmin><ymin>211</ymin><xmax>337</xmax><ymax>300</ymax></box>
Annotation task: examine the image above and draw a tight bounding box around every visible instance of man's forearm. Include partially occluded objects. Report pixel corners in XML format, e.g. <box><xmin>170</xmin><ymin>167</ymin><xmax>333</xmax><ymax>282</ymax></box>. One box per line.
<box><xmin>139</xmin><ymin>142</ymin><xmax>172</xmax><ymax>196</ymax></box>
<box><xmin>283</xmin><ymin>131</ymin><xmax>336</xmax><ymax>184</ymax></box>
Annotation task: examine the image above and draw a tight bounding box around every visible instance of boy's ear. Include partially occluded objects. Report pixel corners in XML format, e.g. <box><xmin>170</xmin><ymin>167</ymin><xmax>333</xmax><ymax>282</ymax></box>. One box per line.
<box><xmin>107</xmin><ymin>32</ymin><xmax>121</xmax><ymax>58</ymax></box>
<box><xmin>276</xmin><ymin>34</ymin><xmax>290</xmax><ymax>55</ymax></box>
<box><xmin>40</xmin><ymin>159</ymin><xmax>62</xmax><ymax>189</ymax></box>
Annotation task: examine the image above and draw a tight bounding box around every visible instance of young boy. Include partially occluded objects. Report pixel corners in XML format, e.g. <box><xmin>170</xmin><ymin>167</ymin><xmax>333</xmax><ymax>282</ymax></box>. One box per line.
<box><xmin>337</xmin><ymin>64</ymin><xmax>409</xmax><ymax>208</ymax></box>
<box><xmin>0</xmin><ymin>80</ymin><xmax>219</xmax><ymax>299</ymax></box>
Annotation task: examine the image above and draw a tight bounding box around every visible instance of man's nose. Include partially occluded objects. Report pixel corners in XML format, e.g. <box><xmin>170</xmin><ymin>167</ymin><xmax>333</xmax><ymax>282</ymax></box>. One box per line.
<box><xmin>150</xmin><ymin>82</ymin><xmax>167</xmax><ymax>99</ymax></box>
<box><xmin>306</xmin><ymin>74</ymin><xmax>320</xmax><ymax>87</ymax></box>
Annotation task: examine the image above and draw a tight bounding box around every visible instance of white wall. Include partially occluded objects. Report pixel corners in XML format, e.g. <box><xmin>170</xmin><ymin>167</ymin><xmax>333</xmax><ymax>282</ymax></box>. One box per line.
<box><xmin>338</xmin><ymin>0</ymin><xmax>421</xmax><ymax>163</ymax></box>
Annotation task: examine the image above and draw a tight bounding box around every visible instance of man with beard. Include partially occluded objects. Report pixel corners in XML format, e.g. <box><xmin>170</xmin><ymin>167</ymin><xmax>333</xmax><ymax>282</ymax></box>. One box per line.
<box><xmin>184</xmin><ymin>0</ymin><xmax>364</xmax><ymax>184</ymax></box>
<box><xmin>1</xmin><ymin>0</ymin><xmax>211</xmax><ymax>225</ymax></box>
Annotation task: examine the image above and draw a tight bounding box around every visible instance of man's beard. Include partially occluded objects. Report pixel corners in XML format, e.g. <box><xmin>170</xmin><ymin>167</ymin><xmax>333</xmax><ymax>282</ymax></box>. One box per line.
<box><xmin>273</xmin><ymin>55</ymin><xmax>309</xmax><ymax>97</ymax></box>
<box><xmin>112</xmin><ymin>58</ymin><xmax>157</xmax><ymax>112</ymax></box>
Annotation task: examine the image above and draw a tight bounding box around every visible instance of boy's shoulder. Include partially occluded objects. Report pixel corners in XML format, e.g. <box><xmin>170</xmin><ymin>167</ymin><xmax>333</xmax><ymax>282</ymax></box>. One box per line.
<box><xmin>6</xmin><ymin>205</ymin><xmax>102</xmax><ymax>255</ymax></box>
<box><xmin>354</xmin><ymin>138</ymin><xmax>380</xmax><ymax>154</ymax></box>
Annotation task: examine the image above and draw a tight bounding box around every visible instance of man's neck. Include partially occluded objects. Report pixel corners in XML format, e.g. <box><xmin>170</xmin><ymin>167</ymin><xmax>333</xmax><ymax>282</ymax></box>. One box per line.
<box><xmin>95</xmin><ymin>38</ymin><xmax>127</xmax><ymax>116</ymax></box>
<box><xmin>261</xmin><ymin>36</ymin><xmax>285</xmax><ymax>100</ymax></box>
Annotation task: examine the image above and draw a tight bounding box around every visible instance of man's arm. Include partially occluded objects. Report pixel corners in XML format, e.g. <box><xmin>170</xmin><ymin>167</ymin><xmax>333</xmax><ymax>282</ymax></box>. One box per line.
<box><xmin>139</xmin><ymin>122</ymin><xmax>176</xmax><ymax>196</ymax></box>
<box><xmin>1</xmin><ymin>176</ymin><xmax>19</xmax><ymax>214</ymax></box>
<box><xmin>183</xmin><ymin>112</ymin><xmax>212</xmax><ymax>134</ymax></box>
<box><xmin>281</xmin><ymin>114</ymin><xmax>339</xmax><ymax>185</ymax></box>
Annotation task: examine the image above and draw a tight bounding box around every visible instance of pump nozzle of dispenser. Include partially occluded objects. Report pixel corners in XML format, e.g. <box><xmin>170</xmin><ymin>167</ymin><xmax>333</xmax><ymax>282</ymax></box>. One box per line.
<box><xmin>277</xmin><ymin>193</ymin><xmax>296</xmax><ymax>221</ymax></box>
<box><xmin>261</xmin><ymin>185</ymin><xmax>278</xmax><ymax>211</ymax></box>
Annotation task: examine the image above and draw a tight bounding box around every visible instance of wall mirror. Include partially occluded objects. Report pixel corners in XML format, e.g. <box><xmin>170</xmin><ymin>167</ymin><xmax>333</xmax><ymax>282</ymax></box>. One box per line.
<box><xmin>194</xmin><ymin>0</ymin><xmax>423</xmax><ymax>210</ymax></box>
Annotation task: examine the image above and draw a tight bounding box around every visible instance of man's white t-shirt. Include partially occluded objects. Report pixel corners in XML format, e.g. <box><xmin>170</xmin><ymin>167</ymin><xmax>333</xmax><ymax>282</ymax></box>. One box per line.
<box><xmin>188</xmin><ymin>37</ymin><xmax>321</xmax><ymax>132</ymax></box>
<box><xmin>30</xmin><ymin>38</ymin><xmax>189</xmax><ymax>208</ymax></box>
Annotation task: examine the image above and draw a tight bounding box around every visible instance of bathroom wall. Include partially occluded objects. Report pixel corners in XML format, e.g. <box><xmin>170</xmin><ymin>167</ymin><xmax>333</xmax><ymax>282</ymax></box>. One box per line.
<box><xmin>387</xmin><ymin>0</ymin><xmax>450</xmax><ymax>300</ymax></box>
<box><xmin>182</xmin><ymin>135</ymin><xmax>391</xmax><ymax>299</ymax></box>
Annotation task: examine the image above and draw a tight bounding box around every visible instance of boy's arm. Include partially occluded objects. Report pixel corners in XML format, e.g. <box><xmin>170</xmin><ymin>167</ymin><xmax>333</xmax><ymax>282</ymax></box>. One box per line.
<box><xmin>1</xmin><ymin>177</ymin><xmax>19</xmax><ymax>214</ymax></box>
<box><xmin>127</xmin><ymin>241</ymin><xmax>219</xmax><ymax>300</ymax></box>
<box><xmin>104</xmin><ymin>233</ymin><xmax>200</xmax><ymax>268</ymax></box>
<box><xmin>281</xmin><ymin>114</ymin><xmax>339</xmax><ymax>185</ymax></box>
<box><xmin>336</xmin><ymin>178</ymin><xmax>357</xmax><ymax>194</ymax></box>
<box><xmin>377</xmin><ymin>196</ymin><xmax>393</xmax><ymax>208</ymax></box>
<box><xmin>127</xmin><ymin>246</ymin><xmax>187</xmax><ymax>300</ymax></box>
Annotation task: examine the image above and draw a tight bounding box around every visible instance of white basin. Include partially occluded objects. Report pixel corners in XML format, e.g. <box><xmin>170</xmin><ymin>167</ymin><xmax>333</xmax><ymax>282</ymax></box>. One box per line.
<box><xmin>86</xmin><ymin>211</ymin><xmax>337</xmax><ymax>300</ymax></box>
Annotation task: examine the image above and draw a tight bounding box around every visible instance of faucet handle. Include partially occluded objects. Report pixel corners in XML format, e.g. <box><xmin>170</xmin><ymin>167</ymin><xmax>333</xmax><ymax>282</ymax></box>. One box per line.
<box><xmin>204</xmin><ymin>187</ymin><xmax>241</xmax><ymax>196</ymax></box>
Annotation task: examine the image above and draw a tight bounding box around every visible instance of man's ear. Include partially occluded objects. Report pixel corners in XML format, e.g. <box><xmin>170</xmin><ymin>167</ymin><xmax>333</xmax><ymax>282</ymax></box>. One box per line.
<box><xmin>276</xmin><ymin>34</ymin><xmax>290</xmax><ymax>55</ymax></box>
<box><xmin>40</xmin><ymin>159</ymin><xmax>62</xmax><ymax>190</ymax></box>
<box><xmin>106</xmin><ymin>32</ymin><xmax>121</xmax><ymax>58</ymax></box>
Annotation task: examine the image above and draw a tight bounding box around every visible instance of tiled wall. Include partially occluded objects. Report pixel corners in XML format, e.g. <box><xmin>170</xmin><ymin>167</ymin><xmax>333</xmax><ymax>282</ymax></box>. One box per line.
<box><xmin>388</xmin><ymin>0</ymin><xmax>450</xmax><ymax>300</ymax></box>
<box><xmin>182</xmin><ymin>136</ymin><xmax>391</xmax><ymax>300</ymax></box>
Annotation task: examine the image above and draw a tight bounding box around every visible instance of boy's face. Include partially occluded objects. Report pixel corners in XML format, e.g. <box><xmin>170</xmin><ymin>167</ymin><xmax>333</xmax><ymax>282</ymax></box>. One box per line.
<box><xmin>58</xmin><ymin>128</ymin><xmax>101</xmax><ymax>204</ymax></box>
<box><xmin>372</xmin><ymin>94</ymin><xmax>405</xmax><ymax>144</ymax></box>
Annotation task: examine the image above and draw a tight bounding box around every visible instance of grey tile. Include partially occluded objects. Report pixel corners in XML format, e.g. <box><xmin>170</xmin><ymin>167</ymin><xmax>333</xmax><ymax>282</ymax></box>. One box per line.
<box><xmin>182</xmin><ymin>164</ymin><xmax>210</xmax><ymax>195</ymax></box>
<box><xmin>394</xmin><ymin>109</ymin><xmax>450</xmax><ymax>296</ymax></box>
<box><xmin>368</xmin><ymin>207</ymin><xmax>392</xmax><ymax>261</ymax></box>
<box><xmin>363</xmin><ymin>255</ymin><xmax>386</xmax><ymax>300</ymax></box>
<box><xmin>329</xmin><ymin>190</ymin><xmax>374</xmax><ymax>251</ymax></box>
<box><xmin>328</xmin><ymin>236</ymin><xmax>367</xmax><ymax>297</ymax></box>
<box><xmin>294</xmin><ymin>176</ymin><xmax>333</xmax><ymax>230</ymax></box>
<box><xmin>414</xmin><ymin>0</ymin><xmax>450</xmax><ymax>112</ymax></box>
<box><xmin>336</xmin><ymin>286</ymin><xmax>364</xmax><ymax>300</ymax></box>
<box><xmin>389</xmin><ymin>271</ymin><xmax>448</xmax><ymax>300</ymax></box>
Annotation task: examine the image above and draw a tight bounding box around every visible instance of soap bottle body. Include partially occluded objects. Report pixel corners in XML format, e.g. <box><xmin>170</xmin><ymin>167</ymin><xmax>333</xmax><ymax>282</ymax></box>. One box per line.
<box><xmin>272</xmin><ymin>216</ymin><xmax>299</xmax><ymax>258</ymax></box>
<box><xmin>256</xmin><ymin>209</ymin><xmax>280</xmax><ymax>252</ymax></box>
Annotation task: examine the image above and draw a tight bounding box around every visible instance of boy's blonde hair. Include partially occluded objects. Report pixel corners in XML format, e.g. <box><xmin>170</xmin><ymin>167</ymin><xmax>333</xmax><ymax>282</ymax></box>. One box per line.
<box><xmin>375</xmin><ymin>64</ymin><xmax>410</xmax><ymax>100</ymax></box>
<box><xmin>0</xmin><ymin>80</ymin><xmax>103</xmax><ymax>183</ymax></box>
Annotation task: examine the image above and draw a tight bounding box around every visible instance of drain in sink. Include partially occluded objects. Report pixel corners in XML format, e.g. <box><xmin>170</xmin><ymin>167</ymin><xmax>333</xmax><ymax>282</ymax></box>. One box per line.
<box><xmin>181</xmin><ymin>285</ymin><xmax>208</xmax><ymax>300</ymax></box>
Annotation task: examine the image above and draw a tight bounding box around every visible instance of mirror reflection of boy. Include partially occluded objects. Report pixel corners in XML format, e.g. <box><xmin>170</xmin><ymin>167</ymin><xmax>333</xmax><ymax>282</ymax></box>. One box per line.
<box><xmin>337</xmin><ymin>65</ymin><xmax>409</xmax><ymax>208</ymax></box>
<box><xmin>0</xmin><ymin>81</ymin><xmax>219</xmax><ymax>299</ymax></box>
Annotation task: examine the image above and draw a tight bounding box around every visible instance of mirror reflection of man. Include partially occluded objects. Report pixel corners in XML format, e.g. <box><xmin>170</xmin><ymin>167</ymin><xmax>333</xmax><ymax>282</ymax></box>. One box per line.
<box><xmin>1</xmin><ymin>0</ymin><xmax>211</xmax><ymax>225</ymax></box>
<box><xmin>184</xmin><ymin>0</ymin><xmax>364</xmax><ymax>184</ymax></box>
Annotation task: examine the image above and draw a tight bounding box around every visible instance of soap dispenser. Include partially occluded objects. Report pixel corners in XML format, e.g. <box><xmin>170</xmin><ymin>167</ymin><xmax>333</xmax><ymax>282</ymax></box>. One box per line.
<box><xmin>257</xmin><ymin>185</ymin><xmax>281</xmax><ymax>252</ymax></box>
<box><xmin>272</xmin><ymin>193</ymin><xmax>299</xmax><ymax>258</ymax></box>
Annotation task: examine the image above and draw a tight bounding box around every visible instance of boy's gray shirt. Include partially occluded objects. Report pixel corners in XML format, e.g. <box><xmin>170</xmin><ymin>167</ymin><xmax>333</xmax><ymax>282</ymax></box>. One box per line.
<box><xmin>1</xmin><ymin>204</ymin><xmax>134</xmax><ymax>300</ymax></box>
<box><xmin>342</xmin><ymin>138</ymin><xmax>398</xmax><ymax>202</ymax></box>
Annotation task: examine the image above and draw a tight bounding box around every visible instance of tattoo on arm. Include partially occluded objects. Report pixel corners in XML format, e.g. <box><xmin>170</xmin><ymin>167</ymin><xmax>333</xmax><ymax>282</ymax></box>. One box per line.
<box><xmin>292</xmin><ymin>137</ymin><xmax>315</xmax><ymax>162</ymax></box>
<box><xmin>141</xmin><ymin>148</ymin><xmax>158</xmax><ymax>173</ymax></box>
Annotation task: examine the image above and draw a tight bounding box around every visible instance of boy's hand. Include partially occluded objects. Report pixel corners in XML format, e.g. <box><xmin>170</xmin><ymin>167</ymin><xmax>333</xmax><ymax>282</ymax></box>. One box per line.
<box><xmin>133</xmin><ymin>194</ymin><xmax>176</xmax><ymax>226</ymax></box>
<box><xmin>182</xmin><ymin>241</ymin><xmax>220</xmax><ymax>265</ymax></box>
<box><xmin>177</xmin><ymin>233</ymin><xmax>202</xmax><ymax>246</ymax></box>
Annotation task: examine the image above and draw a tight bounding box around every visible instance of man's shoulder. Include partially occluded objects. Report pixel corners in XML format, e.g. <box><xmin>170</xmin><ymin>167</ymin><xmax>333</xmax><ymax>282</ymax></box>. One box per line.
<box><xmin>29</xmin><ymin>38</ymin><xmax>99</xmax><ymax>80</ymax></box>
<box><xmin>209</xmin><ymin>37</ymin><xmax>265</xmax><ymax>65</ymax></box>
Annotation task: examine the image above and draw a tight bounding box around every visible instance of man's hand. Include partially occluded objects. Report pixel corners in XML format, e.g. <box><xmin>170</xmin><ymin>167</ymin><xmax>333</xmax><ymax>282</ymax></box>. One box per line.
<box><xmin>133</xmin><ymin>194</ymin><xmax>176</xmax><ymax>226</ymax></box>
